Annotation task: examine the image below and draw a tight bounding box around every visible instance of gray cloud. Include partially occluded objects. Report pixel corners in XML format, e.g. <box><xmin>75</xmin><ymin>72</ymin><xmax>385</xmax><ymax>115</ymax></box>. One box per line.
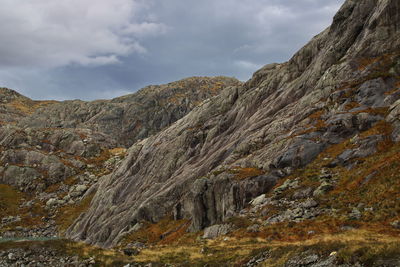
<box><xmin>0</xmin><ymin>0</ymin><xmax>168</xmax><ymax>67</ymax></box>
<box><xmin>0</xmin><ymin>0</ymin><xmax>345</xmax><ymax>100</ymax></box>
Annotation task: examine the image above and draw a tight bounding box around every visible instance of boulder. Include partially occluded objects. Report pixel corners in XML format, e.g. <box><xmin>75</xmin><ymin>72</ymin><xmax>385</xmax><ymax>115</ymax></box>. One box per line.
<box><xmin>203</xmin><ymin>224</ymin><xmax>232</xmax><ymax>239</ymax></box>
<box><xmin>301</xmin><ymin>199</ymin><xmax>318</xmax><ymax>209</ymax></box>
<box><xmin>250</xmin><ymin>194</ymin><xmax>267</xmax><ymax>206</ymax></box>
<box><xmin>46</xmin><ymin>198</ymin><xmax>58</xmax><ymax>208</ymax></box>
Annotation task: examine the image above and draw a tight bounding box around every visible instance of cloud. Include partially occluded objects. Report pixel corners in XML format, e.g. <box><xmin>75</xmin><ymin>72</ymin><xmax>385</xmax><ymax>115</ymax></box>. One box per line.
<box><xmin>0</xmin><ymin>0</ymin><xmax>167</xmax><ymax>68</ymax></box>
<box><xmin>234</xmin><ymin>60</ymin><xmax>263</xmax><ymax>71</ymax></box>
<box><xmin>0</xmin><ymin>0</ymin><xmax>345</xmax><ymax>100</ymax></box>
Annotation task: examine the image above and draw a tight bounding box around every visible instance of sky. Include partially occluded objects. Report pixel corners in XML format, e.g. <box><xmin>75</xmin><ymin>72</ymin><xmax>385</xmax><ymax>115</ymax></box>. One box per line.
<box><xmin>0</xmin><ymin>0</ymin><xmax>345</xmax><ymax>100</ymax></box>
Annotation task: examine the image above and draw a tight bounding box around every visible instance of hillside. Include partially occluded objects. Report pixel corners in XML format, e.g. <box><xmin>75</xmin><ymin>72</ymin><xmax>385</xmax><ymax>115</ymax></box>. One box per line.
<box><xmin>0</xmin><ymin>77</ymin><xmax>239</xmax><ymax>265</ymax></box>
<box><xmin>1</xmin><ymin>0</ymin><xmax>400</xmax><ymax>266</ymax></box>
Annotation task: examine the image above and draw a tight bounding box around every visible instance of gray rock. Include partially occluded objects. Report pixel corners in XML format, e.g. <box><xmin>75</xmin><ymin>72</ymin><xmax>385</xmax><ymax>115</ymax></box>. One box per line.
<box><xmin>390</xmin><ymin>220</ymin><xmax>400</xmax><ymax>229</ymax></box>
<box><xmin>46</xmin><ymin>198</ymin><xmax>58</xmax><ymax>207</ymax></box>
<box><xmin>313</xmin><ymin>182</ymin><xmax>334</xmax><ymax>197</ymax></box>
<box><xmin>245</xmin><ymin>251</ymin><xmax>270</xmax><ymax>267</ymax></box>
<box><xmin>285</xmin><ymin>208</ymin><xmax>304</xmax><ymax>219</ymax></box>
<box><xmin>75</xmin><ymin>185</ymin><xmax>88</xmax><ymax>194</ymax></box>
<box><xmin>250</xmin><ymin>194</ymin><xmax>267</xmax><ymax>206</ymax></box>
<box><xmin>292</xmin><ymin>187</ymin><xmax>313</xmax><ymax>199</ymax></box>
<box><xmin>274</xmin><ymin>178</ymin><xmax>300</xmax><ymax>194</ymax></box>
<box><xmin>0</xmin><ymin>166</ymin><xmax>40</xmax><ymax>192</ymax></box>
<box><xmin>70</xmin><ymin>185</ymin><xmax>88</xmax><ymax>198</ymax></box>
<box><xmin>203</xmin><ymin>224</ymin><xmax>232</xmax><ymax>239</ymax></box>
<box><xmin>274</xmin><ymin>140</ymin><xmax>326</xmax><ymax>169</ymax></box>
<box><xmin>286</xmin><ymin>252</ymin><xmax>319</xmax><ymax>266</ymax></box>
<box><xmin>301</xmin><ymin>199</ymin><xmax>318</xmax><ymax>209</ymax></box>
<box><xmin>348</xmin><ymin>208</ymin><xmax>362</xmax><ymax>220</ymax></box>
<box><xmin>7</xmin><ymin>253</ymin><xmax>15</xmax><ymax>261</ymax></box>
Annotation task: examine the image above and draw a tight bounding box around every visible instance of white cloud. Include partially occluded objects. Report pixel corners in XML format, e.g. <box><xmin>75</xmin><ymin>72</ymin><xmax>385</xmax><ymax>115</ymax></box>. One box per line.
<box><xmin>0</xmin><ymin>0</ymin><xmax>167</xmax><ymax>68</ymax></box>
<box><xmin>234</xmin><ymin>60</ymin><xmax>263</xmax><ymax>70</ymax></box>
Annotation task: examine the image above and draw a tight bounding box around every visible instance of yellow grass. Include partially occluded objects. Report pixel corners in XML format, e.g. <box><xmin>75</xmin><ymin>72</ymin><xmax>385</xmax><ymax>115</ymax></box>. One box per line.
<box><xmin>134</xmin><ymin>229</ymin><xmax>400</xmax><ymax>266</ymax></box>
<box><xmin>229</xmin><ymin>167</ymin><xmax>265</xmax><ymax>180</ymax></box>
<box><xmin>55</xmin><ymin>193</ymin><xmax>95</xmax><ymax>233</ymax></box>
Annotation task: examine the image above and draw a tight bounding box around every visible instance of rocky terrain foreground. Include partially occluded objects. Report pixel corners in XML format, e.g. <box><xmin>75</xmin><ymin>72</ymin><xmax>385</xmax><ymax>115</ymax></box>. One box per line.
<box><xmin>1</xmin><ymin>0</ymin><xmax>400</xmax><ymax>266</ymax></box>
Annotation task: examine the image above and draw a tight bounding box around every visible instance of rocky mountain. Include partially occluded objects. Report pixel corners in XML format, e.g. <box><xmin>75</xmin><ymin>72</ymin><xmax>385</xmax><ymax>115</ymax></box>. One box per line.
<box><xmin>1</xmin><ymin>0</ymin><xmax>400</xmax><ymax>266</ymax></box>
<box><xmin>65</xmin><ymin>0</ymin><xmax>400</xmax><ymax>251</ymax></box>
<box><xmin>19</xmin><ymin>76</ymin><xmax>240</xmax><ymax>147</ymax></box>
<box><xmin>0</xmin><ymin>77</ymin><xmax>238</xmax><ymax>258</ymax></box>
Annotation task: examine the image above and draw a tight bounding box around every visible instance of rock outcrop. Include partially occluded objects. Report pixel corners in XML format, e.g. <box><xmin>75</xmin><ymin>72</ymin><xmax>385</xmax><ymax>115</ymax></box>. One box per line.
<box><xmin>66</xmin><ymin>0</ymin><xmax>400</xmax><ymax>247</ymax></box>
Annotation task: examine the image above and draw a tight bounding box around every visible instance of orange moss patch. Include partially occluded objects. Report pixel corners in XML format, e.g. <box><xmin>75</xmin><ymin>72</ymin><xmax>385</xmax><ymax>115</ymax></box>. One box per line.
<box><xmin>109</xmin><ymin>147</ymin><xmax>127</xmax><ymax>157</ymax></box>
<box><xmin>229</xmin><ymin>167</ymin><xmax>264</xmax><ymax>180</ymax></box>
<box><xmin>64</xmin><ymin>176</ymin><xmax>79</xmax><ymax>186</ymax></box>
<box><xmin>344</xmin><ymin>101</ymin><xmax>361</xmax><ymax>111</ymax></box>
<box><xmin>356</xmin><ymin>53</ymin><xmax>397</xmax><ymax>72</ymax></box>
<box><xmin>350</xmin><ymin>107</ymin><xmax>390</xmax><ymax>116</ymax></box>
<box><xmin>77</xmin><ymin>132</ymin><xmax>87</xmax><ymax>140</ymax></box>
<box><xmin>357</xmin><ymin>57</ymin><xmax>382</xmax><ymax>71</ymax></box>
<box><xmin>359</xmin><ymin>120</ymin><xmax>393</xmax><ymax>151</ymax></box>
<box><xmin>0</xmin><ymin>184</ymin><xmax>48</xmax><ymax>230</ymax></box>
<box><xmin>385</xmin><ymin>88</ymin><xmax>400</xmax><ymax>95</ymax></box>
<box><xmin>121</xmin><ymin>217</ymin><xmax>190</xmax><ymax>246</ymax></box>
<box><xmin>308</xmin><ymin>110</ymin><xmax>324</xmax><ymax>120</ymax></box>
<box><xmin>45</xmin><ymin>183</ymin><xmax>61</xmax><ymax>194</ymax></box>
<box><xmin>208</xmin><ymin>81</ymin><xmax>224</xmax><ymax>93</ymax></box>
<box><xmin>56</xmin><ymin>193</ymin><xmax>95</xmax><ymax>233</ymax></box>
<box><xmin>0</xmin><ymin>184</ymin><xmax>23</xmax><ymax>218</ymax></box>
<box><xmin>84</xmin><ymin>149</ymin><xmax>111</xmax><ymax>166</ymax></box>
<box><xmin>290</xmin><ymin>110</ymin><xmax>327</xmax><ymax>138</ymax></box>
<box><xmin>6</xmin><ymin>100</ymin><xmax>58</xmax><ymax>115</ymax></box>
<box><xmin>167</xmin><ymin>93</ymin><xmax>187</xmax><ymax>105</ymax></box>
<box><xmin>310</xmin><ymin>110</ymin><xmax>327</xmax><ymax>129</ymax></box>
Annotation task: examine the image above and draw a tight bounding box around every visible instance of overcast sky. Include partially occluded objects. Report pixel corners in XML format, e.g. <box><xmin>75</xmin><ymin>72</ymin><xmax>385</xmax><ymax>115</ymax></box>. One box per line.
<box><xmin>0</xmin><ymin>0</ymin><xmax>345</xmax><ymax>100</ymax></box>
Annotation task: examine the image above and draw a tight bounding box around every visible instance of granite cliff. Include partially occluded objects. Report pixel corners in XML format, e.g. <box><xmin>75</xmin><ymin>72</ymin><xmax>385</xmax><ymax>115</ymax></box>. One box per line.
<box><xmin>66</xmin><ymin>0</ymin><xmax>400</xmax><ymax>250</ymax></box>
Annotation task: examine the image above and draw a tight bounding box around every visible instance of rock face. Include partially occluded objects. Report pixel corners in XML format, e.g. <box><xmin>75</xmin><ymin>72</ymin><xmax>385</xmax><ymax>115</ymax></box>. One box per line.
<box><xmin>18</xmin><ymin>76</ymin><xmax>240</xmax><ymax>147</ymax></box>
<box><xmin>66</xmin><ymin>0</ymin><xmax>400</xmax><ymax>247</ymax></box>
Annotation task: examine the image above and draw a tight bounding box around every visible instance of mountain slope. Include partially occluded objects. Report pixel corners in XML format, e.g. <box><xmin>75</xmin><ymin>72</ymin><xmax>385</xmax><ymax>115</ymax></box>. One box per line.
<box><xmin>19</xmin><ymin>76</ymin><xmax>240</xmax><ymax>147</ymax></box>
<box><xmin>66</xmin><ymin>0</ymin><xmax>400</xmax><ymax>252</ymax></box>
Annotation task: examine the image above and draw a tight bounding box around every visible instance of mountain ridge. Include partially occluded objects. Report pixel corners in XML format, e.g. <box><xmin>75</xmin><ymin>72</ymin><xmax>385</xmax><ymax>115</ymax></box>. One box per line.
<box><xmin>65</xmin><ymin>0</ymin><xmax>400</xmax><ymax>250</ymax></box>
<box><xmin>14</xmin><ymin>76</ymin><xmax>240</xmax><ymax>147</ymax></box>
